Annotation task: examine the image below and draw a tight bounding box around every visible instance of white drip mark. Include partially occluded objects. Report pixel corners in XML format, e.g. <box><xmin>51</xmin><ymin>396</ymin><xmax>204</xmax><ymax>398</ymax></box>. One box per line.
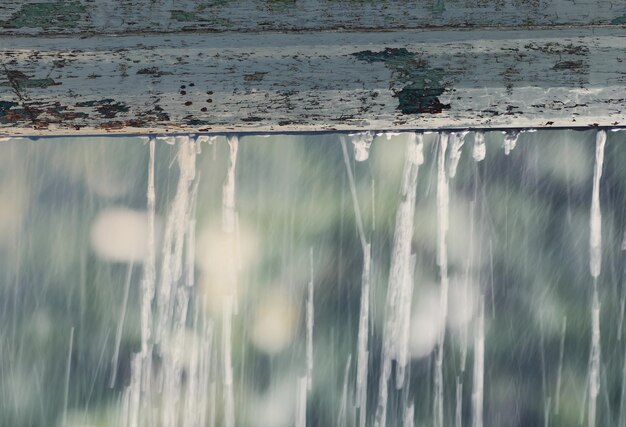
<box><xmin>223</xmin><ymin>136</ymin><xmax>239</xmax><ymax>233</ymax></box>
<box><xmin>295</xmin><ymin>376</ymin><xmax>308</xmax><ymax>427</ymax></box>
<box><xmin>340</xmin><ymin>137</ymin><xmax>367</xmax><ymax>250</ymax></box>
<box><xmin>588</xmin><ymin>130</ymin><xmax>605</xmax><ymax>427</ymax></box>
<box><xmin>455</xmin><ymin>377</ymin><xmax>463</xmax><ymax>427</ymax></box>
<box><xmin>404</xmin><ymin>403</ymin><xmax>415</xmax><ymax>427</ymax></box>
<box><xmin>122</xmin><ymin>135</ymin><xmax>203</xmax><ymax>427</ymax></box>
<box><xmin>503</xmin><ymin>131</ymin><xmax>519</xmax><ymax>156</ymax></box>
<box><xmin>349</xmin><ymin>131</ymin><xmax>375</xmax><ymax>161</ymax></box>
<box><xmin>619</xmin><ymin>339</ymin><xmax>626</xmax><ymax>426</ymax></box>
<box><xmin>472</xmin><ymin>131</ymin><xmax>486</xmax><ymax>162</ymax></box>
<box><xmin>590</xmin><ymin>130</ymin><xmax>605</xmax><ymax>279</ymax></box>
<box><xmin>337</xmin><ymin>355</ymin><xmax>352</xmax><ymax>427</ymax></box>
<box><xmin>395</xmin><ymin>253</ymin><xmax>416</xmax><ymax>389</ymax></box>
<box><xmin>375</xmin><ymin>133</ymin><xmax>423</xmax><ymax>427</ymax></box>
<box><xmin>110</xmin><ymin>263</ymin><xmax>134</xmax><ymax>388</ymax></box>
<box><xmin>472</xmin><ymin>297</ymin><xmax>485</xmax><ymax>427</ymax></box>
<box><xmin>223</xmin><ymin>296</ymin><xmax>235</xmax><ymax>427</ymax></box>
<box><xmin>554</xmin><ymin>316</ymin><xmax>566</xmax><ymax>415</ymax></box>
<box><xmin>434</xmin><ymin>132</ymin><xmax>450</xmax><ymax>427</ymax></box>
<box><xmin>356</xmin><ymin>244</ymin><xmax>371</xmax><ymax>414</ymax></box>
<box><xmin>62</xmin><ymin>326</ymin><xmax>74</xmax><ymax>427</ymax></box>
<box><xmin>589</xmin><ymin>284</ymin><xmax>601</xmax><ymax>427</ymax></box>
<box><xmin>448</xmin><ymin>131</ymin><xmax>467</xmax><ymax>178</ymax></box>
<box><xmin>340</xmin><ymin>135</ymin><xmax>373</xmax><ymax>420</ymax></box>
<box><xmin>306</xmin><ymin>248</ymin><xmax>315</xmax><ymax>391</ymax></box>
<box><xmin>142</xmin><ymin>137</ymin><xmax>156</xmax><ymax>357</ymax></box>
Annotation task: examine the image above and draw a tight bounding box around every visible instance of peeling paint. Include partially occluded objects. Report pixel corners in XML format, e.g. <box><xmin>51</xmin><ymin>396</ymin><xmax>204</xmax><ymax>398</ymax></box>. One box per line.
<box><xmin>136</xmin><ymin>67</ymin><xmax>173</xmax><ymax>77</ymax></box>
<box><xmin>524</xmin><ymin>42</ymin><xmax>589</xmax><ymax>55</ymax></box>
<box><xmin>76</xmin><ymin>99</ymin><xmax>129</xmax><ymax>119</ymax></box>
<box><xmin>352</xmin><ymin>48</ymin><xmax>450</xmax><ymax>114</ymax></box>
<box><xmin>0</xmin><ymin>99</ymin><xmax>88</xmax><ymax>128</ymax></box>
<box><xmin>2</xmin><ymin>1</ymin><xmax>86</xmax><ymax>29</ymax></box>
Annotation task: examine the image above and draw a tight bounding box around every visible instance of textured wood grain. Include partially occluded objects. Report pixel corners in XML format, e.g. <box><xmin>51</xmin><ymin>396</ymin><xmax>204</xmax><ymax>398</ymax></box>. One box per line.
<box><xmin>1</xmin><ymin>28</ymin><xmax>625</xmax><ymax>136</ymax></box>
<box><xmin>1</xmin><ymin>0</ymin><xmax>626</xmax><ymax>36</ymax></box>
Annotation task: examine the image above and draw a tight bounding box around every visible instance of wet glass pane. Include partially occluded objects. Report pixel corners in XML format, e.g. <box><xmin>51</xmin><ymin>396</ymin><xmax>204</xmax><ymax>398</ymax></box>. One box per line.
<box><xmin>0</xmin><ymin>130</ymin><xmax>624</xmax><ymax>427</ymax></box>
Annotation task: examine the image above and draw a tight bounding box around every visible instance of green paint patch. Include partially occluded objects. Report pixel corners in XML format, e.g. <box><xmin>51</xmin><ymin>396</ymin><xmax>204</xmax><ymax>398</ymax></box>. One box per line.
<box><xmin>611</xmin><ymin>15</ymin><xmax>626</xmax><ymax>24</ymax></box>
<box><xmin>3</xmin><ymin>1</ymin><xmax>86</xmax><ymax>29</ymax></box>
<box><xmin>432</xmin><ymin>0</ymin><xmax>446</xmax><ymax>17</ymax></box>
<box><xmin>553</xmin><ymin>60</ymin><xmax>586</xmax><ymax>70</ymax></box>
<box><xmin>18</xmin><ymin>78</ymin><xmax>59</xmax><ymax>89</ymax></box>
<box><xmin>3</xmin><ymin>70</ymin><xmax>60</xmax><ymax>90</ymax></box>
<box><xmin>267</xmin><ymin>0</ymin><xmax>296</xmax><ymax>11</ymax></box>
<box><xmin>244</xmin><ymin>72</ymin><xmax>268</xmax><ymax>82</ymax></box>
<box><xmin>137</xmin><ymin>67</ymin><xmax>173</xmax><ymax>78</ymax></box>
<box><xmin>211</xmin><ymin>17</ymin><xmax>233</xmax><ymax>27</ymax></box>
<box><xmin>352</xmin><ymin>48</ymin><xmax>450</xmax><ymax>115</ymax></box>
<box><xmin>171</xmin><ymin>10</ymin><xmax>198</xmax><ymax>22</ymax></box>
<box><xmin>0</xmin><ymin>101</ymin><xmax>20</xmax><ymax>122</ymax></box>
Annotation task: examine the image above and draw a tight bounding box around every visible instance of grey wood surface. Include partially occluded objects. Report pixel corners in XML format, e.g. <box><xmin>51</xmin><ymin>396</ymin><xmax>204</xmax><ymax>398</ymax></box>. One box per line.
<box><xmin>1</xmin><ymin>0</ymin><xmax>625</xmax><ymax>36</ymax></box>
<box><xmin>1</xmin><ymin>29</ymin><xmax>625</xmax><ymax>136</ymax></box>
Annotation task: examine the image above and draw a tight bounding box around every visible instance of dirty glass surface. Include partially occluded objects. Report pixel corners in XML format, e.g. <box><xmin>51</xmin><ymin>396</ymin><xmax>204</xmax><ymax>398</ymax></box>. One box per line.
<box><xmin>1</xmin><ymin>130</ymin><xmax>625</xmax><ymax>427</ymax></box>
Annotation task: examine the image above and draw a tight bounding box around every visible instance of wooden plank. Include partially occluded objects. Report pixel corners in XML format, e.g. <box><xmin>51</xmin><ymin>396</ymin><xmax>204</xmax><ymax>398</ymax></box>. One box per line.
<box><xmin>1</xmin><ymin>0</ymin><xmax>626</xmax><ymax>36</ymax></box>
<box><xmin>1</xmin><ymin>28</ymin><xmax>625</xmax><ymax>136</ymax></box>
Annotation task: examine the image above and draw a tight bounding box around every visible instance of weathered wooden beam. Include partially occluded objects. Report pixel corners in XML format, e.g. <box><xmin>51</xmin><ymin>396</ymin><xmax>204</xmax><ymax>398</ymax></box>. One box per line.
<box><xmin>1</xmin><ymin>28</ymin><xmax>625</xmax><ymax>136</ymax></box>
<box><xmin>1</xmin><ymin>0</ymin><xmax>626</xmax><ymax>36</ymax></box>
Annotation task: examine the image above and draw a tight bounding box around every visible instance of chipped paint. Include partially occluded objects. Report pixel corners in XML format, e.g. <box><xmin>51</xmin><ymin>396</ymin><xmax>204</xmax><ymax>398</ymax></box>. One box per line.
<box><xmin>352</xmin><ymin>48</ymin><xmax>450</xmax><ymax>114</ymax></box>
<box><xmin>524</xmin><ymin>42</ymin><xmax>589</xmax><ymax>55</ymax></box>
<box><xmin>75</xmin><ymin>99</ymin><xmax>129</xmax><ymax>119</ymax></box>
<box><xmin>0</xmin><ymin>29</ymin><xmax>624</xmax><ymax>136</ymax></box>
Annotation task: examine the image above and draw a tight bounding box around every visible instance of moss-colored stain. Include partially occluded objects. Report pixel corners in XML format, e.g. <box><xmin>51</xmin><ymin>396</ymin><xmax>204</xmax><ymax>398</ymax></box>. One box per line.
<box><xmin>171</xmin><ymin>10</ymin><xmax>198</xmax><ymax>22</ymax></box>
<box><xmin>432</xmin><ymin>0</ymin><xmax>446</xmax><ymax>17</ymax></box>
<box><xmin>2</xmin><ymin>1</ymin><xmax>86</xmax><ymax>29</ymax></box>
<box><xmin>611</xmin><ymin>15</ymin><xmax>626</xmax><ymax>24</ymax></box>
<box><xmin>267</xmin><ymin>0</ymin><xmax>296</xmax><ymax>11</ymax></box>
<box><xmin>244</xmin><ymin>71</ymin><xmax>268</xmax><ymax>82</ymax></box>
<box><xmin>553</xmin><ymin>60</ymin><xmax>586</xmax><ymax>70</ymax></box>
<box><xmin>352</xmin><ymin>48</ymin><xmax>450</xmax><ymax>114</ymax></box>
<box><xmin>3</xmin><ymin>70</ymin><xmax>60</xmax><ymax>90</ymax></box>
<box><xmin>136</xmin><ymin>67</ymin><xmax>173</xmax><ymax>78</ymax></box>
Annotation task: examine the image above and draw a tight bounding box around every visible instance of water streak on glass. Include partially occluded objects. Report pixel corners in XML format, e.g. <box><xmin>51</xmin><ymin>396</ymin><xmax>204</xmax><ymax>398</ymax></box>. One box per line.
<box><xmin>0</xmin><ymin>129</ymin><xmax>624</xmax><ymax>427</ymax></box>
